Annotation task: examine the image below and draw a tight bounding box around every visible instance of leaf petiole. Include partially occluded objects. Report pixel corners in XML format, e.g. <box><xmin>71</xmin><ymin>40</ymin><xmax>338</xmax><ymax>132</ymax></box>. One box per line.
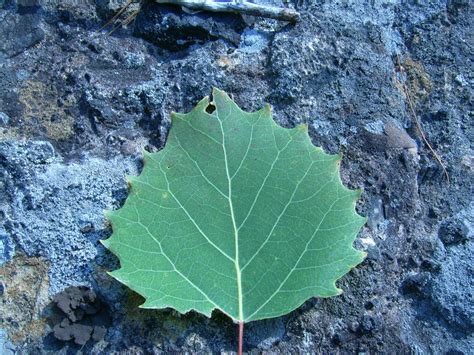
<box><xmin>238</xmin><ymin>322</ymin><xmax>244</xmax><ymax>355</ymax></box>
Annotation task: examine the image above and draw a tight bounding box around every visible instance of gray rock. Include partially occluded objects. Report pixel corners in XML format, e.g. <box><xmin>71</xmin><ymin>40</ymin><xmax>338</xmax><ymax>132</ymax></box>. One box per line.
<box><xmin>0</xmin><ymin>0</ymin><xmax>472</xmax><ymax>353</ymax></box>
<box><xmin>431</xmin><ymin>242</ymin><xmax>473</xmax><ymax>329</ymax></box>
<box><xmin>1</xmin><ymin>140</ymin><xmax>139</xmax><ymax>294</ymax></box>
<box><xmin>0</xmin><ymin>228</ymin><xmax>14</xmax><ymax>266</ymax></box>
<box><xmin>0</xmin><ymin>112</ymin><xmax>9</xmax><ymax>125</ymax></box>
<box><xmin>0</xmin><ymin>329</ymin><xmax>15</xmax><ymax>355</ymax></box>
<box><xmin>438</xmin><ymin>205</ymin><xmax>473</xmax><ymax>246</ymax></box>
<box><xmin>239</xmin><ymin>29</ymin><xmax>270</xmax><ymax>54</ymax></box>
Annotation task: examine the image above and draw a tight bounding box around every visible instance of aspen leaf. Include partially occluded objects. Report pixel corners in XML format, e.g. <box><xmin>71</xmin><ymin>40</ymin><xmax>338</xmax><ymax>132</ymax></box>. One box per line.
<box><xmin>102</xmin><ymin>88</ymin><xmax>366</xmax><ymax>323</ymax></box>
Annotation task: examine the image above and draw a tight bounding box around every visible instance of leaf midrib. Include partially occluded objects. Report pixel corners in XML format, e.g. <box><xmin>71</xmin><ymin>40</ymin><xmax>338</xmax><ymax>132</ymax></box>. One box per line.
<box><xmin>216</xmin><ymin>108</ymin><xmax>244</xmax><ymax>322</ymax></box>
<box><xmin>168</xmin><ymin>104</ymin><xmax>344</xmax><ymax>322</ymax></box>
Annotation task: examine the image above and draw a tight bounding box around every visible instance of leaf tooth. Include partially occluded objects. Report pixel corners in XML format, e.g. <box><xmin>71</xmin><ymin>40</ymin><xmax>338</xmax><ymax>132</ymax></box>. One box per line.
<box><xmin>346</xmin><ymin>249</ymin><xmax>368</xmax><ymax>269</ymax></box>
<box><xmin>333</xmin><ymin>156</ymin><xmax>363</xmax><ymax>199</ymax></box>
<box><xmin>100</xmin><ymin>229</ymin><xmax>119</xmax><ymax>252</ymax></box>
<box><xmin>140</xmin><ymin>146</ymin><xmax>149</xmax><ymax>156</ymax></box>
<box><xmin>142</xmin><ymin>148</ymin><xmax>154</xmax><ymax>157</ymax></box>
<box><xmin>211</xmin><ymin>86</ymin><xmax>224</xmax><ymax>100</ymax></box>
<box><xmin>99</xmin><ymin>238</ymin><xmax>110</xmax><ymax>248</ymax></box>
<box><xmin>170</xmin><ymin>111</ymin><xmax>181</xmax><ymax>122</ymax></box>
<box><xmin>251</xmin><ymin>103</ymin><xmax>272</xmax><ymax>122</ymax></box>
<box><xmin>108</xmin><ymin>269</ymin><xmax>128</xmax><ymax>284</ymax></box>
<box><xmin>293</xmin><ymin>122</ymin><xmax>313</xmax><ymax>146</ymax></box>
<box><xmin>138</xmin><ymin>301</ymin><xmax>216</xmax><ymax>319</ymax></box>
<box><xmin>125</xmin><ymin>176</ymin><xmax>146</xmax><ymax>196</ymax></box>
<box><xmin>264</xmin><ymin>103</ymin><xmax>271</xmax><ymax>113</ymax></box>
<box><xmin>104</xmin><ymin>209</ymin><xmax>111</xmax><ymax>218</ymax></box>
<box><xmin>103</xmin><ymin>210</ymin><xmax>121</xmax><ymax>233</ymax></box>
<box><xmin>324</xmin><ymin>281</ymin><xmax>343</xmax><ymax>297</ymax></box>
<box><xmin>312</xmin><ymin>145</ymin><xmax>324</xmax><ymax>153</ymax></box>
<box><xmin>195</xmin><ymin>96</ymin><xmax>211</xmax><ymax>115</ymax></box>
<box><xmin>212</xmin><ymin>87</ymin><xmax>249</xmax><ymax>117</ymax></box>
<box><xmin>138</xmin><ymin>301</ymin><xmax>161</xmax><ymax>310</ymax></box>
<box><xmin>104</xmin><ymin>209</ymin><xmax>115</xmax><ymax>221</ymax></box>
<box><xmin>142</xmin><ymin>150</ymin><xmax>160</xmax><ymax>168</ymax></box>
<box><xmin>361</xmin><ymin>215</ymin><xmax>369</xmax><ymax>225</ymax></box>
<box><xmin>141</xmin><ymin>149</ymin><xmax>153</xmax><ymax>166</ymax></box>
<box><xmin>296</xmin><ymin>122</ymin><xmax>309</xmax><ymax>132</ymax></box>
<box><xmin>125</xmin><ymin>174</ymin><xmax>139</xmax><ymax>185</ymax></box>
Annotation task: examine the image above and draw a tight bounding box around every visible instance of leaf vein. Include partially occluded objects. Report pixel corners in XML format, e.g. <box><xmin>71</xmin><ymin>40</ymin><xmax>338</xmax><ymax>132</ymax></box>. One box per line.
<box><xmin>159</xmin><ymin>164</ymin><xmax>235</xmax><ymax>263</ymax></box>
<box><xmin>246</xmin><ymin>197</ymin><xmax>341</xmax><ymax>320</ymax></box>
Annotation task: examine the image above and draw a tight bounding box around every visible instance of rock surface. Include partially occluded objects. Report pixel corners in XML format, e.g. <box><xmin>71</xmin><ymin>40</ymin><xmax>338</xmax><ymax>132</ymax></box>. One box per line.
<box><xmin>0</xmin><ymin>0</ymin><xmax>472</xmax><ymax>353</ymax></box>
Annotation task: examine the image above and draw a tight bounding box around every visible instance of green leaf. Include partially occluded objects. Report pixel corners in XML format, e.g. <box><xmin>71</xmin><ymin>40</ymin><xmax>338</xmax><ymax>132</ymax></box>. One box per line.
<box><xmin>102</xmin><ymin>88</ymin><xmax>366</xmax><ymax>323</ymax></box>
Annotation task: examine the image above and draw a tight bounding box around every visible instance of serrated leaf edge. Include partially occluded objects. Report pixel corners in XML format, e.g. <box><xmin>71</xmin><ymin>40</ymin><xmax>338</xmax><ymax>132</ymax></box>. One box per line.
<box><xmin>101</xmin><ymin>88</ymin><xmax>366</xmax><ymax>322</ymax></box>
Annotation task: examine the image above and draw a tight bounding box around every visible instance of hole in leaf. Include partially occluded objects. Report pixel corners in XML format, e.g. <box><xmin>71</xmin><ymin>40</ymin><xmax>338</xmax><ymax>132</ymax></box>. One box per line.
<box><xmin>206</xmin><ymin>103</ymin><xmax>216</xmax><ymax>114</ymax></box>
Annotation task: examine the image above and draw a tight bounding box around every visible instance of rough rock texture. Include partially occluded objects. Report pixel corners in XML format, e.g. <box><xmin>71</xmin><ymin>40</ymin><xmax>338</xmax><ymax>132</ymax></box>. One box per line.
<box><xmin>0</xmin><ymin>0</ymin><xmax>472</xmax><ymax>353</ymax></box>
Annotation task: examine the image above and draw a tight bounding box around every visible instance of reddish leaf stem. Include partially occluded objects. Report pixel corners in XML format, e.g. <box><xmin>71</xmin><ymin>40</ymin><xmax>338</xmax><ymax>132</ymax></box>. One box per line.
<box><xmin>238</xmin><ymin>322</ymin><xmax>244</xmax><ymax>355</ymax></box>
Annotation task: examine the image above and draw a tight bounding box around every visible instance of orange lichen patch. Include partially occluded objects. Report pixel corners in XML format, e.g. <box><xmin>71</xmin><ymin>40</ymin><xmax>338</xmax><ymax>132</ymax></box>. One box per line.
<box><xmin>395</xmin><ymin>58</ymin><xmax>433</xmax><ymax>104</ymax></box>
<box><xmin>217</xmin><ymin>55</ymin><xmax>237</xmax><ymax>69</ymax></box>
<box><xmin>18</xmin><ymin>80</ymin><xmax>75</xmax><ymax>140</ymax></box>
<box><xmin>0</xmin><ymin>255</ymin><xmax>50</xmax><ymax>343</ymax></box>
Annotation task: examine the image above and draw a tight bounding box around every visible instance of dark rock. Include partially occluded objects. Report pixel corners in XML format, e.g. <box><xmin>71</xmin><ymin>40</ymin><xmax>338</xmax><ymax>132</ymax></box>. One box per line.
<box><xmin>438</xmin><ymin>218</ymin><xmax>470</xmax><ymax>246</ymax></box>
<box><xmin>53</xmin><ymin>319</ymin><xmax>93</xmax><ymax>345</ymax></box>
<box><xmin>0</xmin><ymin>9</ymin><xmax>44</xmax><ymax>59</ymax></box>
<box><xmin>53</xmin><ymin>319</ymin><xmax>74</xmax><ymax>341</ymax></box>
<box><xmin>133</xmin><ymin>2</ymin><xmax>246</xmax><ymax>51</ymax></box>
<box><xmin>51</xmin><ymin>286</ymin><xmax>111</xmax><ymax>346</ymax></box>
<box><xmin>95</xmin><ymin>0</ymin><xmax>131</xmax><ymax>20</ymax></box>
<box><xmin>447</xmin><ymin>0</ymin><xmax>470</xmax><ymax>17</ymax></box>
<box><xmin>446</xmin><ymin>349</ymin><xmax>465</xmax><ymax>355</ymax></box>
<box><xmin>92</xmin><ymin>325</ymin><xmax>107</xmax><ymax>341</ymax></box>
<box><xmin>358</xmin><ymin>315</ymin><xmax>381</xmax><ymax>335</ymax></box>
<box><xmin>400</xmin><ymin>273</ymin><xmax>431</xmax><ymax>296</ymax></box>
<box><xmin>428</xmin><ymin>108</ymin><xmax>451</xmax><ymax>122</ymax></box>
<box><xmin>245</xmin><ymin>317</ymin><xmax>285</xmax><ymax>349</ymax></box>
<box><xmin>53</xmin><ymin>286</ymin><xmax>99</xmax><ymax>322</ymax></box>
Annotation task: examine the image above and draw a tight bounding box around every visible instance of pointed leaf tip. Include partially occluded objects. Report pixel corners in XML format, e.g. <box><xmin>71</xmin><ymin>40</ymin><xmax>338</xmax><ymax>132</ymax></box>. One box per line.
<box><xmin>297</xmin><ymin>123</ymin><xmax>308</xmax><ymax>132</ymax></box>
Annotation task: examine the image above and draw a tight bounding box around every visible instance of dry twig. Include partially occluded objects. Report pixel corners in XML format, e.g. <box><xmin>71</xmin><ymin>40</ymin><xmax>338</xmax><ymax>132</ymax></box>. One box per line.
<box><xmin>154</xmin><ymin>0</ymin><xmax>300</xmax><ymax>22</ymax></box>
<box><xmin>101</xmin><ymin>0</ymin><xmax>300</xmax><ymax>30</ymax></box>
<box><xmin>396</xmin><ymin>55</ymin><xmax>450</xmax><ymax>183</ymax></box>
<box><xmin>98</xmin><ymin>0</ymin><xmax>135</xmax><ymax>32</ymax></box>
